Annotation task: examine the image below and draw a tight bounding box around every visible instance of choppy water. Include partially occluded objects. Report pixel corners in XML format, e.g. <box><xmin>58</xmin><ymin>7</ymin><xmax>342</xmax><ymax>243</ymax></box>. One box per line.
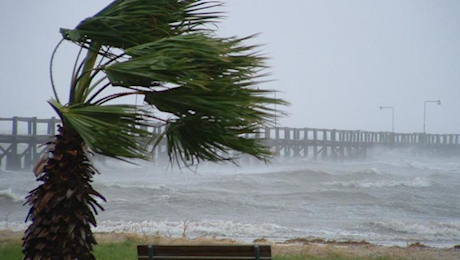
<box><xmin>1</xmin><ymin>153</ymin><xmax>460</xmax><ymax>247</ymax></box>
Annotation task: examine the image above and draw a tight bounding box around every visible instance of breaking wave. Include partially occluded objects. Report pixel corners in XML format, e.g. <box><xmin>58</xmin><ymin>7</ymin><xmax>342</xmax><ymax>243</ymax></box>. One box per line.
<box><xmin>0</xmin><ymin>189</ymin><xmax>25</xmax><ymax>203</ymax></box>
<box><xmin>364</xmin><ymin>220</ymin><xmax>460</xmax><ymax>242</ymax></box>
<box><xmin>322</xmin><ymin>177</ymin><xmax>433</xmax><ymax>188</ymax></box>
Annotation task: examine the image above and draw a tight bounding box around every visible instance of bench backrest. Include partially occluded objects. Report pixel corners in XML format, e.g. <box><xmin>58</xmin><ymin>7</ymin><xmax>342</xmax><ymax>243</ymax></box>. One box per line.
<box><xmin>137</xmin><ymin>245</ymin><xmax>271</xmax><ymax>260</ymax></box>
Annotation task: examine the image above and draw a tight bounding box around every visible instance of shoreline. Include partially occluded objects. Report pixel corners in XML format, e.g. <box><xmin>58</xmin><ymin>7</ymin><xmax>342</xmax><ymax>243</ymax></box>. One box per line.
<box><xmin>2</xmin><ymin>225</ymin><xmax>458</xmax><ymax>249</ymax></box>
<box><xmin>2</xmin><ymin>230</ymin><xmax>460</xmax><ymax>260</ymax></box>
<box><xmin>2</xmin><ymin>220</ymin><xmax>459</xmax><ymax>250</ymax></box>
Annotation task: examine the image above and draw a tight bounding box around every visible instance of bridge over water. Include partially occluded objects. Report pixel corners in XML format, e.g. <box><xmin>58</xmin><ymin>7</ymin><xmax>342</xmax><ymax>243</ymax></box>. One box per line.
<box><xmin>1</xmin><ymin>117</ymin><xmax>459</xmax><ymax>171</ymax></box>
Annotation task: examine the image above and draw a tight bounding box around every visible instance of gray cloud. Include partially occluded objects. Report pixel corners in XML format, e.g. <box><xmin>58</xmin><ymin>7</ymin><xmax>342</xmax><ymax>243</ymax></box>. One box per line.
<box><xmin>1</xmin><ymin>0</ymin><xmax>459</xmax><ymax>134</ymax></box>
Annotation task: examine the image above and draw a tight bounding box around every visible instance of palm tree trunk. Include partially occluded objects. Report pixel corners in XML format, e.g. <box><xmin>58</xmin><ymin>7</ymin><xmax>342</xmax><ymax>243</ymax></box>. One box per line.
<box><xmin>23</xmin><ymin>126</ymin><xmax>105</xmax><ymax>260</ymax></box>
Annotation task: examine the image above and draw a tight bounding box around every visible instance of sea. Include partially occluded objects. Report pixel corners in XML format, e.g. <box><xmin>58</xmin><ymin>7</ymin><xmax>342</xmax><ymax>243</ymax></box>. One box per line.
<box><xmin>1</xmin><ymin>151</ymin><xmax>459</xmax><ymax>248</ymax></box>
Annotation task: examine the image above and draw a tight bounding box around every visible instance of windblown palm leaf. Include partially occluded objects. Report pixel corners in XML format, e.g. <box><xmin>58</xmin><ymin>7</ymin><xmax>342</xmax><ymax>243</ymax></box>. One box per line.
<box><xmin>163</xmin><ymin>115</ymin><xmax>270</xmax><ymax>164</ymax></box>
<box><xmin>61</xmin><ymin>0</ymin><xmax>222</xmax><ymax>48</ymax></box>
<box><xmin>23</xmin><ymin>0</ymin><xmax>287</xmax><ymax>259</ymax></box>
<box><xmin>48</xmin><ymin>100</ymin><xmax>152</xmax><ymax>160</ymax></box>
<box><xmin>104</xmin><ymin>34</ymin><xmax>263</xmax><ymax>88</ymax></box>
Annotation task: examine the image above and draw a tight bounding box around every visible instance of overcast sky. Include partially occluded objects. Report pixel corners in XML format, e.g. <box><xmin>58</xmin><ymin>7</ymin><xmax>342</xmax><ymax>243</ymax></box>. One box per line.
<box><xmin>1</xmin><ymin>0</ymin><xmax>459</xmax><ymax>134</ymax></box>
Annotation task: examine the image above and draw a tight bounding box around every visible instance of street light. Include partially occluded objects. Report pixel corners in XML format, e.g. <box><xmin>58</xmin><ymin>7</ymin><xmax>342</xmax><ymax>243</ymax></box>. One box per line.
<box><xmin>274</xmin><ymin>91</ymin><xmax>277</xmax><ymax>127</ymax></box>
<box><xmin>379</xmin><ymin>106</ymin><xmax>394</xmax><ymax>132</ymax></box>
<box><xmin>423</xmin><ymin>100</ymin><xmax>441</xmax><ymax>133</ymax></box>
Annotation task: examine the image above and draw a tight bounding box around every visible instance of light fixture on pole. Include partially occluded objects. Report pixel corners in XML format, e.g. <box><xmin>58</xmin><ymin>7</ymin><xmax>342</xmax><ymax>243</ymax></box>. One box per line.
<box><xmin>379</xmin><ymin>106</ymin><xmax>394</xmax><ymax>132</ymax></box>
<box><xmin>274</xmin><ymin>91</ymin><xmax>277</xmax><ymax>128</ymax></box>
<box><xmin>423</xmin><ymin>100</ymin><xmax>441</xmax><ymax>133</ymax></box>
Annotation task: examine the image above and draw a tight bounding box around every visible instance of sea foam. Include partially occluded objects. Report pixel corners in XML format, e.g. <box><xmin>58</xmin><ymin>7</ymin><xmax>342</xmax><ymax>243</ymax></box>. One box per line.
<box><xmin>322</xmin><ymin>177</ymin><xmax>432</xmax><ymax>188</ymax></box>
<box><xmin>92</xmin><ymin>219</ymin><xmax>300</xmax><ymax>239</ymax></box>
<box><xmin>0</xmin><ymin>189</ymin><xmax>25</xmax><ymax>203</ymax></box>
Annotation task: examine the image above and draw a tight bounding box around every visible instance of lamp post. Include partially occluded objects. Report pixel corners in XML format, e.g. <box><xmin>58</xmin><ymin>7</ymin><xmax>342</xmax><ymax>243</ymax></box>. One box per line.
<box><xmin>423</xmin><ymin>100</ymin><xmax>441</xmax><ymax>133</ymax></box>
<box><xmin>274</xmin><ymin>91</ymin><xmax>277</xmax><ymax>127</ymax></box>
<box><xmin>379</xmin><ymin>106</ymin><xmax>394</xmax><ymax>132</ymax></box>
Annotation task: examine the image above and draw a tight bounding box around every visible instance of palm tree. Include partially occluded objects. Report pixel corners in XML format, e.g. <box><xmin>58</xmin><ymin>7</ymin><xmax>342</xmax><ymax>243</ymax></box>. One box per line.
<box><xmin>22</xmin><ymin>0</ymin><xmax>285</xmax><ymax>259</ymax></box>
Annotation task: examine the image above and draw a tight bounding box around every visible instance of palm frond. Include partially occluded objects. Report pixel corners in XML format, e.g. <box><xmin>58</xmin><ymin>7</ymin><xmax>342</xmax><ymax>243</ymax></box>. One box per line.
<box><xmin>60</xmin><ymin>0</ymin><xmax>222</xmax><ymax>49</ymax></box>
<box><xmin>143</xmin><ymin>80</ymin><xmax>286</xmax><ymax>122</ymax></box>
<box><xmin>156</xmin><ymin>114</ymin><xmax>272</xmax><ymax>165</ymax></box>
<box><xmin>49</xmin><ymin>99</ymin><xmax>153</xmax><ymax>160</ymax></box>
<box><xmin>103</xmin><ymin>33</ymin><xmax>264</xmax><ymax>89</ymax></box>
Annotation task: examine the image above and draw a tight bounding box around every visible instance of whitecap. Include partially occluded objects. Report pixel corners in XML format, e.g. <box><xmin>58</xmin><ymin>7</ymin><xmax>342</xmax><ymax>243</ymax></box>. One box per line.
<box><xmin>322</xmin><ymin>177</ymin><xmax>432</xmax><ymax>188</ymax></box>
<box><xmin>93</xmin><ymin>219</ymin><xmax>302</xmax><ymax>239</ymax></box>
<box><xmin>366</xmin><ymin>220</ymin><xmax>460</xmax><ymax>241</ymax></box>
<box><xmin>0</xmin><ymin>189</ymin><xmax>25</xmax><ymax>203</ymax></box>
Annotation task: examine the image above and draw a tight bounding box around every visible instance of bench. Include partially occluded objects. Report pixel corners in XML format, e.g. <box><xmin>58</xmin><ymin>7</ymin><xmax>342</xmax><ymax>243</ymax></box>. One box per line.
<box><xmin>137</xmin><ymin>245</ymin><xmax>271</xmax><ymax>260</ymax></box>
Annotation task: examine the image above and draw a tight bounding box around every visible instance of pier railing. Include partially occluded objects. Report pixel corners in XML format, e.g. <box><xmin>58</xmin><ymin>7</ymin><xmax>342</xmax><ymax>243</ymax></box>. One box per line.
<box><xmin>1</xmin><ymin>117</ymin><xmax>459</xmax><ymax>170</ymax></box>
<box><xmin>257</xmin><ymin>127</ymin><xmax>460</xmax><ymax>161</ymax></box>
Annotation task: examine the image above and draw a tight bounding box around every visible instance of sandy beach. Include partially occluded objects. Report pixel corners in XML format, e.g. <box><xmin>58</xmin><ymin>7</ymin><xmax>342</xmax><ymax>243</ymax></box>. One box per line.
<box><xmin>2</xmin><ymin>230</ymin><xmax>460</xmax><ymax>260</ymax></box>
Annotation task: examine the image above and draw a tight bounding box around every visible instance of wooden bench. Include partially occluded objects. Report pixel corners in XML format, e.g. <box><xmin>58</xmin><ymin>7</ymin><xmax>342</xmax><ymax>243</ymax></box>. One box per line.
<box><xmin>137</xmin><ymin>245</ymin><xmax>271</xmax><ymax>260</ymax></box>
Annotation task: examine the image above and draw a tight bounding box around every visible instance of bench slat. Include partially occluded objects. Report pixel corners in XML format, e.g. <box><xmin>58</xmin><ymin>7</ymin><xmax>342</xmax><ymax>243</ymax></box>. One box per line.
<box><xmin>137</xmin><ymin>245</ymin><xmax>271</xmax><ymax>260</ymax></box>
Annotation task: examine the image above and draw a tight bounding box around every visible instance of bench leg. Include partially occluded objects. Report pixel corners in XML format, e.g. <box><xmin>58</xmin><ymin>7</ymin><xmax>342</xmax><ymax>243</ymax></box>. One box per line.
<box><xmin>148</xmin><ymin>245</ymin><xmax>154</xmax><ymax>260</ymax></box>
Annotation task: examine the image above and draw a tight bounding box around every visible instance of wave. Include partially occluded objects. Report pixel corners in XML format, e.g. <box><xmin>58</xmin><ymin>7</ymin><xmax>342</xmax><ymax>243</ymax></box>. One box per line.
<box><xmin>365</xmin><ymin>220</ymin><xmax>460</xmax><ymax>242</ymax></box>
<box><xmin>0</xmin><ymin>219</ymin><xmax>307</xmax><ymax>241</ymax></box>
<box><xmin>370</xmin><ymin>158</ymin><xmax>460</xmax><ymax>174</ymax></box>
<box><xmin>94</xmin><ymin>183</ymin><xmax>174</xmax><ymax>198</ymax></box>
<box><xmin>96</xmin><ymin>182</ymin><xmax>171</xmax><ymax>191</ymax></box>
<box><xmin>0</xmin><ymin>189</ymin><xmax>25</xmax><ymax>203</ymax></box>
<box><xmin>349</xmin><ymin>168</ymin><xmax>382</xmax><ymax>177</ymax></box>
<box><xmin>91</xmin><ymin>219</ymin><xmax>304</xmax><ymax>239</ymax></box>
<box><xmin>322</xmin><ymin>177</ymin><xmax>432</xmax><ymax>188</ymax></box>
<box><xmin>110</xmin><ymin>194</ymin><xmax>171</xmax><ymax>203</ymax></box>
<box><xmin>2</xmin><ymin>218</ymin><xmax>459</xmax><ymax>246</ymax></box>
<box><xmin>264</xmin><ymin>169</ymin><xmax>335</xmax><ymax>182</ymax></box>
<box><xmin>0</xmin><ymin>221</ymin><xmax>29</xmax><ymax>231</ymax></box>
<box><xmin>95</xmin><ymin>183</ymin><xmax>174</xmax><ymax>194</ymax></box>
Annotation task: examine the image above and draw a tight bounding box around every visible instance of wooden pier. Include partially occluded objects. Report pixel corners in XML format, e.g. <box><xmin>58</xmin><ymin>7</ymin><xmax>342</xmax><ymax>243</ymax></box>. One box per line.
<box><xmin>1</xmin><ymin>117</ymin><xmax>459</xmax><ymax>171</ymax></box>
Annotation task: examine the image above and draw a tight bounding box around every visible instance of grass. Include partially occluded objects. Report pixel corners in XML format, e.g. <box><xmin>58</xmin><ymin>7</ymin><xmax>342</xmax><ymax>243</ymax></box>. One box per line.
<box><xmin>0</xmin><ymin>242</ymin><xmax>22</xmax><ymax>260</ymax></box>
<box><xmin>93</xmin><ymin>240</ymin><xmax>139</xmax><ymax>259</ymax></box>
<box><xmin>1</xmin><ymin>240</ymin><xmax>408</xmax><ymax>260</ymax></box>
